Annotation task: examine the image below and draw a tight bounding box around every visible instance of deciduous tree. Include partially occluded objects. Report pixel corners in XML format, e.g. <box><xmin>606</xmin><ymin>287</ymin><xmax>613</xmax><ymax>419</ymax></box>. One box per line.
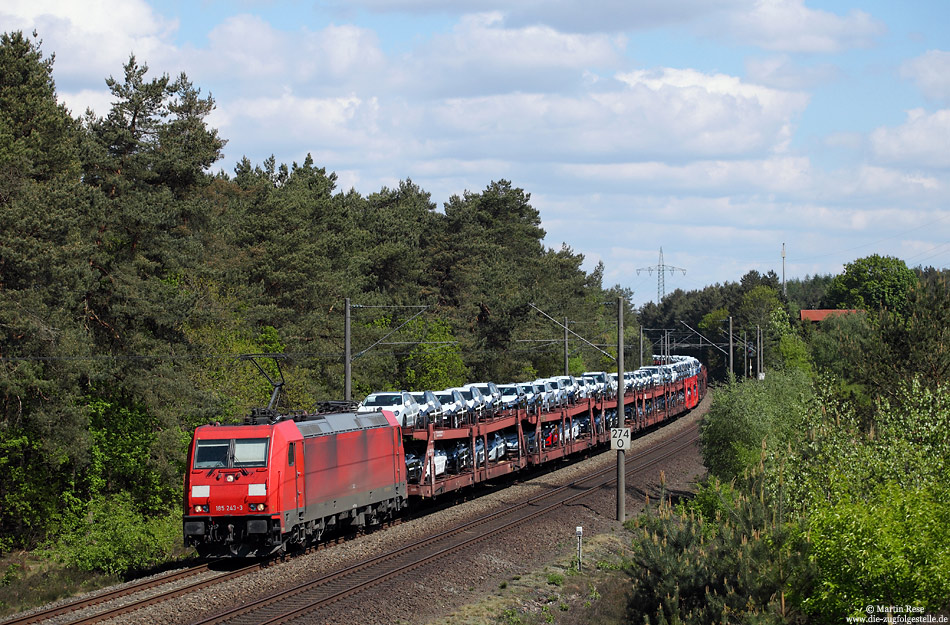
<box><xmin>822</xmin><ymin>254</ymin><xmax>917</xmax><ymax>313</ymax></box>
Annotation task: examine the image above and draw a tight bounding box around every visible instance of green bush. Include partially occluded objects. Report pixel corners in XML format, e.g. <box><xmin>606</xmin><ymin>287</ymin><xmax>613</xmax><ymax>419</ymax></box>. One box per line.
<box><xmin>44</xmin><ymin>492</ymin><xmax>182</xmax><ymax>577</ymax></box>
<box><xmin>675</xmin><ymin>477</ymin><xmax>738</xmax><ymax>525</ymax></box>
<box><xmin>803</xmin><ymin>481</ymin><xmax>950</xmax><ymax>621</ymax></box>
<box><xmin>700</xmin><ymin>369</ymin><xmax>813</xmax><ymax>481</ymax></box>
<box><xmin>766</xmin><ymin>378</ymin><xmax>950</xmax><ymax>512</ymax></box>
<box><xmin>776</xmin><ymin>333</ymin><xmax>812</xmax><ymax>376</ymax></box>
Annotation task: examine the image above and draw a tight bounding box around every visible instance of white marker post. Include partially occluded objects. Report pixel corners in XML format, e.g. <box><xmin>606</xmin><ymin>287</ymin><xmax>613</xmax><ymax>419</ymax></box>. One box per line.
<box><xmin>576</xmin><ymin>526</ymin><xmax>583</xmax><ymax>569</ymax></box>
<box><xmin>611</xmin><ymin>427</ymin><xmax>630</xmax><ymax>521</ymax></box>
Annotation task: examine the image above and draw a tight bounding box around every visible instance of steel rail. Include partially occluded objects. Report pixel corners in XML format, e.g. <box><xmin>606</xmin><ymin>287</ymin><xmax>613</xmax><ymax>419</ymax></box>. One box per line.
<box><xmin>0</xmin><ymin>564</ymin><xmax>212</xmax><ymax>625</ymax></box>
<box><xmin>0</xmin><ymin>562</ymin><xmax>264</xmax><ymax>625</ymax></box>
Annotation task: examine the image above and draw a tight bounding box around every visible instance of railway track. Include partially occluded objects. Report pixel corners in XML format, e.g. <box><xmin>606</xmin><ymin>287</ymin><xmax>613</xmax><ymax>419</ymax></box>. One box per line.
<box><xmin>188</xmin><ymin>419</ymin><xmax>700</xmax><ymax>625</ymax></box>
<box><xmin>4</xmin><ymin>417</ymin><xmax>698</xmax><ymax>625</ymax></box>
<box><xmin>1</xmin><ymin>562</ymin><xmax>265</xmax><ymax>625</ymax></box>
<box><xmin>3</xmin><ymin>563</ymin><xmax>204</xmax><ymax>625</ymax></box>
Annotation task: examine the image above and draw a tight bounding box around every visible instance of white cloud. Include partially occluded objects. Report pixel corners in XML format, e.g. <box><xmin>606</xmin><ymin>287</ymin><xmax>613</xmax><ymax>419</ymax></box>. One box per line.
<box><xmin>870</xmin><ymin>108</ymin><xmax>950</xmax><ymax>169</ymax></box>
<box><xmin>56</xmin><ymin>87</ymin><xmax>115</xmax><ymax>118</ymax></box>
<box><xmin>411</xmin><ymin>157</ymin><xmax>514</xmax><ymax>178</ymax></box>
<box><xmin>318</xmin><ymin>0</ymin><xmax>498</xmax><ymax>15</ymax></box>
<box><xmin>322</xmin><ymin>0</ymin><xmax>885</xmax><ymax>56</ymax></box>
<box><xmin>0</xmin><ymin>0</ymin><xmax>177</xmax><ymax>86</ymax></box>
<box><xmin>824</xmin><ymin>131</ymin><xmax>864</xmax><ymax>151</ymax></box>
<box><xmin>719</xmin><ymin>0</ymin><xmax>884</xmax><ymax>53</ymax></box>
<box><xmin>840</xmin><ymin>164</ymin><xmax>943</xmax><ymax>196</ymax></box>
<box><xmin>411</xmin><ymin>71</ymin><xmax>808</xmax><ymax>163</ymax></box>
<box><xmin>543</xmin><ymin>188</ymin><xmax>948</xmax><ymax>305</ymax></box>
<box><xmin>216</xmin><ymin>93</ymin><xmax>385</xmax><ymax>162</ymax></box>
<box><xmin>745</xmin><ymin>55</ymin><xmax>840</xmax><ymax>90</ymax></box>
<box><xmin>569</xmin><ymin>157</ymin><xmax>812</xmax><ymax>195</ymax></box>
<box><xmin>901</xmin><ymin>50</ymin><xmax>950</xmax><ymax>103</ymax></box>
<box><xmin>310</xmin><ymin>24</ymin><xmax>386</xmax><ymax>81</ymax></box>
<box><xmin>256</xmin><ymin>65</ymin><xmax>811</xmax><ymax>193</ymax></box>
<box><xmin>202</xmin><ymin>14</ymin><xmax>287</xmax><ymax>81</ymax></box>
<box><xmin>450</xmin><ymin>13</ymin><xmax>623</xmax><ymax>69</ymax></box>
<box><xmin>502</xmin><ymin>0</ymin><xmax>742</xmax><ymax>34</ymax></box>
<box><xmin>1</xmin><ymin>2</ymin><xmax>392</xmax><ymax>116</ymax></box>
<box><xmin>324</xmin><ymin>0</ymin><xmax>742</xmax><ymax>33</ymax></box>
<box><xmin>609</xmin><ymin>68</ymin><xmax>809</xmax><ymax>157</ymax></box>
<box><xmin>197</xmin><ymin>17</ymin><xmax>386</xmax><ymax>90</ymax></box>
<box><xmin>617</xmin><ymin>67</ymin><xmax>800</xmax><ymax>106</ymax></box>
<box><xmin>397</xmin><ymin>12</ymin><xmax>625</xmax><ymax>97</ymax></box>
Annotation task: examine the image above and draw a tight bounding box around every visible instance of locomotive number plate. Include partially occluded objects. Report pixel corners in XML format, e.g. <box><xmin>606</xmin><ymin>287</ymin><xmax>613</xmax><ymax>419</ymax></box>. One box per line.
<box><xmin>215</xmin><ymin>504</ymin><xmax>244</xmax><ymax>512</ymax></box>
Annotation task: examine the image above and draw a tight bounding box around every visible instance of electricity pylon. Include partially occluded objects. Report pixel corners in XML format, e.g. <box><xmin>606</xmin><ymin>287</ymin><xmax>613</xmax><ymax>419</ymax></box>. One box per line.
<box><xmin>637</xmin><ymin>248</ymin><xmax>686</xmax><ymax>304</ymax></box>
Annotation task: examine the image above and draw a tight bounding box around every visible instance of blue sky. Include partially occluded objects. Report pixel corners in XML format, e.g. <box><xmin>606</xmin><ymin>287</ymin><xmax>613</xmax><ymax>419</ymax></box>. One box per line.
<box><xmin>3</xmin><ymin>0</ymin><xmax>949</xmax><ymax>306</ymax></box>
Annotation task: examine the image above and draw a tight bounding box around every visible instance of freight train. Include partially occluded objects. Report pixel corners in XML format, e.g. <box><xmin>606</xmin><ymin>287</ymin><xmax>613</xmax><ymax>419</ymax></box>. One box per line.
<box><xmin>182</xmin><ymin>357</ymin><xmax>705</xmax><ymax>557</ymax></box>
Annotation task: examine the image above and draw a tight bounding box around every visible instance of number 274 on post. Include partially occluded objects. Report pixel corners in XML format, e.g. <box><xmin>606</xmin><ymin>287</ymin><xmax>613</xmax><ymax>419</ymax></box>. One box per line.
<box><xmin>611</xmin><ymin>428</ymin><xmax>631</xmax><ymax>450</ymax></box>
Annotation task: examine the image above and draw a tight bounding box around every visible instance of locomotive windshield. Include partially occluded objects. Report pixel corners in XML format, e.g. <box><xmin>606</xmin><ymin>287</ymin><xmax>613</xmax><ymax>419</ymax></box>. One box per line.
<box><xmin>194</xmin><ymin>440</ymin><xmax>229</xmax><ymax>468</ymax></box>
<box><xmin>194</xmin><ymin>438</ymin><xmax>269</xmax><ymax>469</ymax></box>
<box><xmin>234</xmin><ymin>438</ymin><xmax>268</xmax><ymax>467</ymax></box>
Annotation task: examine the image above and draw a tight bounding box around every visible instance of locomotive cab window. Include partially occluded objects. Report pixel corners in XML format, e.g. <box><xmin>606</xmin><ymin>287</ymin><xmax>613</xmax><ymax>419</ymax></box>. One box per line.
<box><xmin>194</xmin><ymin>440</ymin><xmax>230</xmax><ymax>469</ymax></box>
<box><xmin>193</xmin><ymin>438</ymin><xmax>269</xmax><ymax>469</ymax></box>
<box><xmin>234</xmin><ymin>438</ymin><xmax>269</xmax><ymax>468</ymax></box>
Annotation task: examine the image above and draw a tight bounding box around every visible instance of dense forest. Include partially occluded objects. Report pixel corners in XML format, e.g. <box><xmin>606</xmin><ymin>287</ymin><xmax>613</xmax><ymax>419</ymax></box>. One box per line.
<box><xmin>2</xmin><ymin>30</ymin><xmax>948</xmax><ymax>622</ymax></box>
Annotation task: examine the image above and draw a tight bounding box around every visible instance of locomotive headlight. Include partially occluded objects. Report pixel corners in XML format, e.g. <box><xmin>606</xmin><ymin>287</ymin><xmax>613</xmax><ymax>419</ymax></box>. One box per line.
<box><xmin>226</xmin><ymin>474</ymin><xmax>235</xmax><ymax>482</ymax></box>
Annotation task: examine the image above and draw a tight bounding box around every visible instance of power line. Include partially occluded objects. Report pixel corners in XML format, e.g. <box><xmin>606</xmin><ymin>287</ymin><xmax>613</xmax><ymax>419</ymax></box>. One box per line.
<box><xmin>0</xmin><ymin>351</ymin><xmax>340</xmax><ymax>363</ymax></box>
<box><xmin>789</xmin><ymin>213</ymin><xmax>950</xmax><ymax>264</ymax></box>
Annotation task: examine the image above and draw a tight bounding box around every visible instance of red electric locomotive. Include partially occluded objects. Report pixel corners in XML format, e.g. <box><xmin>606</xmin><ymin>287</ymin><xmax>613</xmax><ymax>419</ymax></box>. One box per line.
<box><xmin>183</xmin><ymin>404</ymin><xmax>407</xmax><ymax>557</ymax></box>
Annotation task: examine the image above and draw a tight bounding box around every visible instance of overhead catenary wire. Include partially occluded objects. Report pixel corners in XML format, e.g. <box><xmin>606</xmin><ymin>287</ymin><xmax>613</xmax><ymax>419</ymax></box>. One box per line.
<box><xmin>1</xmin><ymin>292</ymin><xmax>782</xmax><ymax>367</ymax></box>
<box><xmin>353</xmin><ymin>305</ymin><xmax>430</xmax><ymax>359</ymax></box>
<box><xmin>527</xmin><ymin>302</ymin><xmax>616</xmax><ymax>362</ymax></box>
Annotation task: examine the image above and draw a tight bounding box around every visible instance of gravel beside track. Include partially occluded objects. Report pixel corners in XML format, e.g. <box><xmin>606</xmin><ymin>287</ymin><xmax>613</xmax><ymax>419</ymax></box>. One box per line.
<box><xmin>38</xmin><ymin>396</ymin><xmax>708</xmax><ymax>625</ymax></box>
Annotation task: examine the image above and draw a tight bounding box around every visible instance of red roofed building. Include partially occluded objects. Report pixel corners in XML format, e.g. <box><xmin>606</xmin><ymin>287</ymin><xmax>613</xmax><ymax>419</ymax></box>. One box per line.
<box><xmin>800</xmin><ymin>309</ymin><xmax>860</xmax><ymax>322</ymax></box>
